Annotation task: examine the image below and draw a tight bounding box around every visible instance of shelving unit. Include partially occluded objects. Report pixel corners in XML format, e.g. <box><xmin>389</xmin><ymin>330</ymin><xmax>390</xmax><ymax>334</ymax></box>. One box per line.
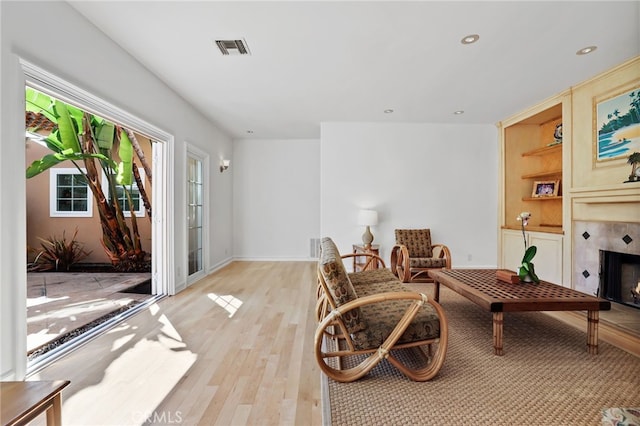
<box><xmin>502</xmin><ymin>102</ymin><xmax>563</xmax><ymax>234</ymax></box>
<box><xmin>499</xmin><ymin>94</ymin><xmax>568</xmax><ymax>284</ymax></box>
<box><xmin>521</xmin><ymin>170</ymin><xmax>562</xmax><ymax>179</ymax></box>
<box><xmin>522</xmin><ymin>196</ymin><xmax>562</xmax><ymax>202</ymax></box>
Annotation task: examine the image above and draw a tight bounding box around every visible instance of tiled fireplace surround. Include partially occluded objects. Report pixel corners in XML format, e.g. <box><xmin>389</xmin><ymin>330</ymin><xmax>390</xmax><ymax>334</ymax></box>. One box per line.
<box><xmin>573</xmin><ymin>221</ymin><xmax>640</xmax><ymax>298</ymax></box>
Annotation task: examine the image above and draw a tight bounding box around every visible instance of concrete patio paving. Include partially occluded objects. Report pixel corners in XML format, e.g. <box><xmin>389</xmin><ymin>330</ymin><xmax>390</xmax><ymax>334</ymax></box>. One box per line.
<box><xmin>27</xmin><ymin>271</ymin><xmax>152</xmax><ymax>354</ymax></box>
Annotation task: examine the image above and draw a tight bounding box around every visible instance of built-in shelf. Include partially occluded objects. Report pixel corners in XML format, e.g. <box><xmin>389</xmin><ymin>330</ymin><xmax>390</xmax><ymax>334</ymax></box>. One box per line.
<box><xmin>502</xmin><ymin>225</ymin><xmax>564</xmax><ymax>235</ymax></box>
<box><xmin>522</xmin><ymin>144</ymin><xmax>562</xmax><ymax>157</ymax></box>
<box><xmin>522</xmin><ymin>196</ymin><xmax>562</xmax><ymax>201</ymax></box>
<box><xmin>521</xmin><ymin>169</ymin><xmax>563</xmax><ymax>179</ymax></box>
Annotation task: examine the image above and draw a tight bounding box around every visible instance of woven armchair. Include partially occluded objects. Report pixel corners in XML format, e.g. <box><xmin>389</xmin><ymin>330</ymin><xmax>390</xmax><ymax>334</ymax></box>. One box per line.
<box><xmin>315</xmin><ymin>237</ymin><xmax>448</xmax><ymax>382</ymax></box>
<box><xmin>390</xmin><ymin>229</ymin><xmax>452</xmax><ymax>283</ymax></box>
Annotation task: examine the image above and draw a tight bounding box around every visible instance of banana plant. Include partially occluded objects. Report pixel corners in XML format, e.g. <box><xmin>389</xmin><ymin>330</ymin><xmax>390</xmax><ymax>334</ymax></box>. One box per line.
<box><xmin>25</xmin><ymin>88</ymin><xmax>150</xmax><ymax>271</ymax></box>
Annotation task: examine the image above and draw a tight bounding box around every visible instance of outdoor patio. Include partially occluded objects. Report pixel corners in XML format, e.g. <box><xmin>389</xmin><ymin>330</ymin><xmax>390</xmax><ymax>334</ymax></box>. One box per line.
<box><xmin>27</xmin><ymin>271</ymin><xmax>152</xmax><ymax>356</ymax></box>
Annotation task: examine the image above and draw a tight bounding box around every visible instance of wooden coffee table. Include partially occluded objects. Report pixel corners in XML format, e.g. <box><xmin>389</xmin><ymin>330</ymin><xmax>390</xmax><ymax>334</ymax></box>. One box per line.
<box><xmin>428</xmin><ymin>269</ymin><xmax>611</xmax><ymax>355</ymax></box>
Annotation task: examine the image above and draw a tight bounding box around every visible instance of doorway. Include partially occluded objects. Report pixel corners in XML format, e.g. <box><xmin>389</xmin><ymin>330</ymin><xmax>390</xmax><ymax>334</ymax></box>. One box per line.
<box><xmin>21</xmin><ymin>59</ymin><xmax>175</xmax><ymax>374</ymax></box>
<box><xmin>187</xmin><ymin>145</ymin><xmax>209</xmax><ymax>285</ymax></box>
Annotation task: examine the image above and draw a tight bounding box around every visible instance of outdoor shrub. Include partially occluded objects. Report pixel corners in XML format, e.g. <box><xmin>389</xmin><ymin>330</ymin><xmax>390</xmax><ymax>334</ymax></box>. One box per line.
<box><xmin>29</xmin><ymin>228</ymin><xmax>91</xmax><ymax>271</ymax></box>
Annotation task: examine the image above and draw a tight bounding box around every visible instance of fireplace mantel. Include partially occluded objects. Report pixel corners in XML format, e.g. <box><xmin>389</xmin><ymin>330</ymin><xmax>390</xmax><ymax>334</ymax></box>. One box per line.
<box><xmin>571</xmin><ymin>183</ymin><xmax>640</xmax><ymax>201</ymax></box>
<box><xmin>571</xmin><ymin>184</ymin><xmax>640</xmax><ymax>224</ymax></box>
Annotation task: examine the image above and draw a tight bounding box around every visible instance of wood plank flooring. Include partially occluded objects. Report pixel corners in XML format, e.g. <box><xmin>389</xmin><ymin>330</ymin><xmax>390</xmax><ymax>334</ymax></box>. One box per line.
<box><xmin>29</xmin><ymin>261</ymin><xmax>322</xmax><ymax>426</ymax></box>
<box><xmin>25</xmin><ymin>261</ymin><xmax>640</xmax><ymax>425</ymax></box>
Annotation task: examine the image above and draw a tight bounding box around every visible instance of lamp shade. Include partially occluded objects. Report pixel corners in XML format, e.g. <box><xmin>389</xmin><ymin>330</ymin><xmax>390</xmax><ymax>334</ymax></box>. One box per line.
<box><xmin>357</xmin><ymin>209</ymin><xmax>378</xmax><ymax>226</ymax></box>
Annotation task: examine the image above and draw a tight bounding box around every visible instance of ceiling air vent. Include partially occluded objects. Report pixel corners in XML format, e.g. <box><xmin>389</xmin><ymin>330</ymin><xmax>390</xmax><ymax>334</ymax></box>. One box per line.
<box><xmin>215</xmin><ymin>39</ymin><xmax>250</xmax><ymax>56</ymax></box>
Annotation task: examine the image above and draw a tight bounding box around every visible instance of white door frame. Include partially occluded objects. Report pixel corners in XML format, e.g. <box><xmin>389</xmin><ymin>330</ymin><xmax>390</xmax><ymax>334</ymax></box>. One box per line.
<box><xmin>186</xmin><ymin>143</ymin><xmax>209</xmax><ymax>286</ymax></box>
<box><xmin>20</xmin><ymin>58</ymin><xmax>175</xmax><ymax>297</ymax></box>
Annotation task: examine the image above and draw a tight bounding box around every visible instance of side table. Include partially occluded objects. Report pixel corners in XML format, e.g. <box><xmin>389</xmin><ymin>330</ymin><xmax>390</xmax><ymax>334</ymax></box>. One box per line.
<box><xmin>1</xmin><ymin>380</ymin><xmax>70</xmax><ymax>426</ymax></box>
<box><xmin>352</xmin><ymin>244</ymin><xmax>380</xmax><ymax>271</ymax></box>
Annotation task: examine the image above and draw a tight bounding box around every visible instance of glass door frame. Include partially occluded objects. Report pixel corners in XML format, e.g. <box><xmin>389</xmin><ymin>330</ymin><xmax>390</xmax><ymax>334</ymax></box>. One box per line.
<box><xmin>186</xmin><ymin>144</ymin><xmax>209</xmax><ymax>285</ymax></box>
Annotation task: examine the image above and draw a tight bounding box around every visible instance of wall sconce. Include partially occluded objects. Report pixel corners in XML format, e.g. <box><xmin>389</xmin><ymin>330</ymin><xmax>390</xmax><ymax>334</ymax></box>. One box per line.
<box><xmin>220</xmin><ymin>159</ymin><xmax>230</xmax><ymax>173</ymax></box>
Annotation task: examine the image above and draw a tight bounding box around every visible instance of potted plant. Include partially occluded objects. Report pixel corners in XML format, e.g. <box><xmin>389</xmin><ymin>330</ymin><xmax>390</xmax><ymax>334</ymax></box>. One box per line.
<box><xmin>517</xmin><ymin>212</ymin><xmax>540</xmax><ymax>283</ymax></box>
<box><xmin>627</xmin><ymin>152</ymin><xmax>640</xmax><ymax>182</ymax></box>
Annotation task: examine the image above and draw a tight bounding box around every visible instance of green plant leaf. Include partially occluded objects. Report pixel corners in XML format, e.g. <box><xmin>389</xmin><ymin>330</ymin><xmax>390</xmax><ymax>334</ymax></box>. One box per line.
<box><xmin>528</xmin><ymin>262</ymin><xmax>540</xmax><ymax>283</ymax></box>
<box><xmin>96</xmin><ymin>121</ymin><xmax>115</xmax><ymax>150</ymax></box>
<box><xmin>53</xmin><ymin>100</ymin><xmax>81</xmax><ymax>153</ymax></box>
<box><xmin>116</xmin><ymin>128</ymin><xmax>133</xmax><ymax>186</ymax></box>
<box><xmin>42</xmin><ymin>135</ymin><xmax>65</xmax><ymax>153</ymax></box>
<box><xmin>522</xmin><ymin>245</ymin><xmax>537</xmax><ymax>262</ymax></box>
<box><xmin>25</xmin><ymin>88</ymin><xmax>56</xmax><ymax>123</ymax></box>
<box><xmin>26</xmin><ymin>152</ymin><xmax>113</xmax><ymax>178</ymax></box>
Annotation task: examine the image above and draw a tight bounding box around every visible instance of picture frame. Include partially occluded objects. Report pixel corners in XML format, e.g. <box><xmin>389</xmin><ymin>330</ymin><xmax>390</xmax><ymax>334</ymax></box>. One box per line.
<box><xmin>532</xmin><ymin>180</ymin><xmax>559</xmax><ymax>198</ymax></box>
<box><xmin>595</xmin><ymin>85</ymin><xmax>640</xmax><ymax>162</ymax></box>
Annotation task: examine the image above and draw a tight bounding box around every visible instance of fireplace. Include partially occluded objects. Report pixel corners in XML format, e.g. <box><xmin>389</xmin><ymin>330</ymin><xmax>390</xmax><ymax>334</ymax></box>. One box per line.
<box><xmin>600</xmin><ymin>250</ymin><xmax>640</xmax><ymax>309</ymax></box>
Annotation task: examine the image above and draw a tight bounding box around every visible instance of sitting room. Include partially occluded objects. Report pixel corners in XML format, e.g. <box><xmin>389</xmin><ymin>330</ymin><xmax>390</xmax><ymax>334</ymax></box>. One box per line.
<box><xmin>1</xmin><ymin>1</ymin><xmax>639</xmax><ymax>425</ymax></box>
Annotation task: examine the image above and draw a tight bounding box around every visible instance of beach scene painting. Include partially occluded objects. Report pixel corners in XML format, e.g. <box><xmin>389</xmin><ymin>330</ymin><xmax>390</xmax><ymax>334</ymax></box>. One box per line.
<box><xmin>596</xmin><ymin>87</ymin><xmax>640</xmax><ymax>161</ymax></box>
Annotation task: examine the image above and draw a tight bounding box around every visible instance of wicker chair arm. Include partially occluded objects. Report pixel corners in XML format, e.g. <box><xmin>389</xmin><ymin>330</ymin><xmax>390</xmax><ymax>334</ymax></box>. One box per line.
<box><xmin>340</xmin><ymin>252</ymin><xmax>386</xmax><ymax>269</ymax></box>
<box><xmin>390</xmin><ymin>244</ymin><xmax>411</xmax><ymax>282</ymax></box>
<box><xmin>432</xmin><ymin>244</ymin><xmax>452</xmax><ymax>269</ymax></box>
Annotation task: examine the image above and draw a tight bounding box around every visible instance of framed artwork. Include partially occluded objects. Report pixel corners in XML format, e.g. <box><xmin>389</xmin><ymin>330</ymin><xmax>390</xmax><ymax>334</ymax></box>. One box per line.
<box><xmin>532</xmin><ymin>180</ymin><xmax>559</xmax><ymax>198</ymax></box>
<box><xmin>595</xmin><ymin>86</ymin><xmax>640</xmax><ymax>162</ymax></box>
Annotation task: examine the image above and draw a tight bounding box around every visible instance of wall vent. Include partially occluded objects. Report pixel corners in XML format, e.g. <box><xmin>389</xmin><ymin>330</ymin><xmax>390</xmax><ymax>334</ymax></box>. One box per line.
<box><xmin>310</xmin><ymin>238</ymin><xmax>321</xmax><ymax>258</ymax></box>
<box><xmin>215</xmin><ymin>39</ymin><xmax>251</xmax><ymax>56</ymax></box>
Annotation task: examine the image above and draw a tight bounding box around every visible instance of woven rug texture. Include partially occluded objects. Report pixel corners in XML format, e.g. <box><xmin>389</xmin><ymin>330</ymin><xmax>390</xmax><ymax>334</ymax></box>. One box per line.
<box><xmin>324</xmin><ymin>286</ymin><xmax>640</xmax><ymax>426</ymax></box>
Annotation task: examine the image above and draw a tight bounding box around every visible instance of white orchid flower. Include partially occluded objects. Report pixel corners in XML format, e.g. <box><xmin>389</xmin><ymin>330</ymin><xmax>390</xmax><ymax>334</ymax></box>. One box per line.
<box><xmin>516</xmin><ymin>211</ymin><xmax>531</xmax><ymax>226</ymax></box>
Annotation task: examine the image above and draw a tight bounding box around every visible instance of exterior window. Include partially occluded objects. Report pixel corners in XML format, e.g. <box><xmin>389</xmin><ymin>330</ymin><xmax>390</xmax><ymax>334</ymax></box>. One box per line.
<box><xmin>50</xmin><ymin>168</ymin><xmax>93</xmax><ymax>217</ymax></box>
<box><xmin>102</xmin><ymin>169</ymin><xmax>146</xmax><ymax>218</ymax></box>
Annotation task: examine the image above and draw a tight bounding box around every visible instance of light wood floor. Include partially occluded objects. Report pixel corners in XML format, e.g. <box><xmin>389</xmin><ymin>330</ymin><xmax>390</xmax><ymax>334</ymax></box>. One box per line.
<box><xmin>30</xmin><ymin>261</ymin><xmax>322</xmax><ymax>426</ymax></box>
<box><xmin>26</xmin><ymin>262</ymin><xmax>639</xmax><ymax>425</ymax></box>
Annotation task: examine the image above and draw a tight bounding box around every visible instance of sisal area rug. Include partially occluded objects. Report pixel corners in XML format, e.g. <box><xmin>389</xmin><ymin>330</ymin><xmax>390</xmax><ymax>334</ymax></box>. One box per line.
<box><xmin>322</xmin><ymin>286</ymin><xmax>640</xmax><ymax>425</ymax></box>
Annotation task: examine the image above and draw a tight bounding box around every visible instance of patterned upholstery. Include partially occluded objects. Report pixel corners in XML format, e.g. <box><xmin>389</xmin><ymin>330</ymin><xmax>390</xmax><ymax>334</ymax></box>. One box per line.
<box><xmin>410</xmin><ymin>257</ymin><xmax>447</xmax><ymax>268</ymax></box>
<box><xmin>348</xmin><ymin>268</ymin><xmax>398</xmax><ymax>287</ymax></box>
<box><xmin>349</xmin><ymin>278</ymin><xmax>441</xmax><ymax>351</ymax></box>
<box><xmin>318</xmin><ymin>237</ymin><xmax>367</xmax><ymax>333</ymax></box>
<box><xmin>395</xmin><ymin>229</ymin><xmax>433</xmax><ymax>258</ymax></box>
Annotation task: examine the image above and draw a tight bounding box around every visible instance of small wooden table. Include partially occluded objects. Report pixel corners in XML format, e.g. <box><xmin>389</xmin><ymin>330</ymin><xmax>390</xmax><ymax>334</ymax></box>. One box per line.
<box><xmin>352</xmin><ymin>244</ymin><xmax>380</xmax><ymax>271</ymax></box>
<box><xmin>429</xmin><ymin>269</ymin><xmax>611</xmax><ymax>355</ymax></box>
<box><xmin>1</xmin><ymin>380</ymin><xmax>70</xmax><ymax>426</ymax></box>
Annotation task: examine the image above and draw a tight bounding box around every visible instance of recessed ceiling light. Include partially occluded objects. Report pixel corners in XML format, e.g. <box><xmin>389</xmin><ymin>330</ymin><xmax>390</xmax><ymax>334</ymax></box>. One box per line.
<box><xmin>576</xmin><ymin>46</ymin><xmax>597</xmax><ymax>55</ymax></box>
<box><xmin>453</xmin><ymin>110</ymin><xmax>465</xmax><ymax>115</ymax></box>
<box><xmin>461</xmin><ymin>34</ymin><xmax>479</xmax><ymax>45</ymax></box>
<box><xmin>384</xmin><ymin>109</ymin><xmax>394</xmax><ymax>114</ymax></box>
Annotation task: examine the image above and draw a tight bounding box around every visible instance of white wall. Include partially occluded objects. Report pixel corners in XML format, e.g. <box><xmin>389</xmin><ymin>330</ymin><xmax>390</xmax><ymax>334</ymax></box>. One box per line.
<box><xmin>1</xmin><ymin>1</ymin><xmax>232</xmax><ymax>379</ymax></box>
<box><xmin>320</xmin><ymin>122</ymin><xmax>499</xmax><ymax>270</ymax></box>
<box><xmin>233</xmin><ymin>138</ymin><xmax>320</xmax><ymax>259</ymax></box>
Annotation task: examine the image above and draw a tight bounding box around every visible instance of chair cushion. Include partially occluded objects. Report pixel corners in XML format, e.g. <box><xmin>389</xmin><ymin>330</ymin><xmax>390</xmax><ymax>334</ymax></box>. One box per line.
<box><xmin>349</xmin><ymin>279</ymin><xmax>441</xmax><ymax>351</ymax></box>
<box><xmin>395</xmin><ymin>229</ymin><xmax>433</xmax><ymax>258</ymax></box>
<box><xmin>318</xmin><ymin>237</ymin><xmax>367</xmax><ymax>333</ymax></box>
<box><xmin>348</xmin><ymin>268</ymin><xmax>398</xmax><ymax>287</ymax></box>
<box><xmin>410</xmin><ymin>257</ymin><xmax>447</xmax><ymax>268</ymax></box>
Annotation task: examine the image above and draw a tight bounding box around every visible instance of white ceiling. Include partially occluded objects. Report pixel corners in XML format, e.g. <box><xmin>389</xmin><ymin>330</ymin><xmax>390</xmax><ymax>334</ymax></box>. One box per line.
<box><xmin>68</xmin><ymin>1</ymin><xmax>640</xmax><ymax>140</ymax></box>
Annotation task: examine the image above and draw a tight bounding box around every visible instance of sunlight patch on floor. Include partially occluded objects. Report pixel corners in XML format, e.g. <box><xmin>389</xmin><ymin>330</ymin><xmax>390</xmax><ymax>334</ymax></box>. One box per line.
<box><xmin>207</xmin><ymin>293</ymin><xmax>243</xmax><ymax>317</ymax></box>
<box><xmin>111</xmin><ymin>334</ymin><xmax>136</xmax><ymax>352</ymax></box>
<box><xmin>27</xmin><ymin>331</ymin><xmax>66</xmax><ymax>351</ymax></box>
<box><xmin>34</xmin><ymin>331</ymin><xmax>197</xmax><ymax>425</ymax></box>
<box><xmin>28</xmin><ymin>298</ymin><xmax>135</xmax><ymax>323</ymax></box>
<box><xmin>27</xmin><ymin>295</ymin><xmax>69</xmax><ymax>308</ymax></box>
<box><xmin>159</xmin><ymin>313</ymin><xmax>184</xmax><ymax>342</ymax></box>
